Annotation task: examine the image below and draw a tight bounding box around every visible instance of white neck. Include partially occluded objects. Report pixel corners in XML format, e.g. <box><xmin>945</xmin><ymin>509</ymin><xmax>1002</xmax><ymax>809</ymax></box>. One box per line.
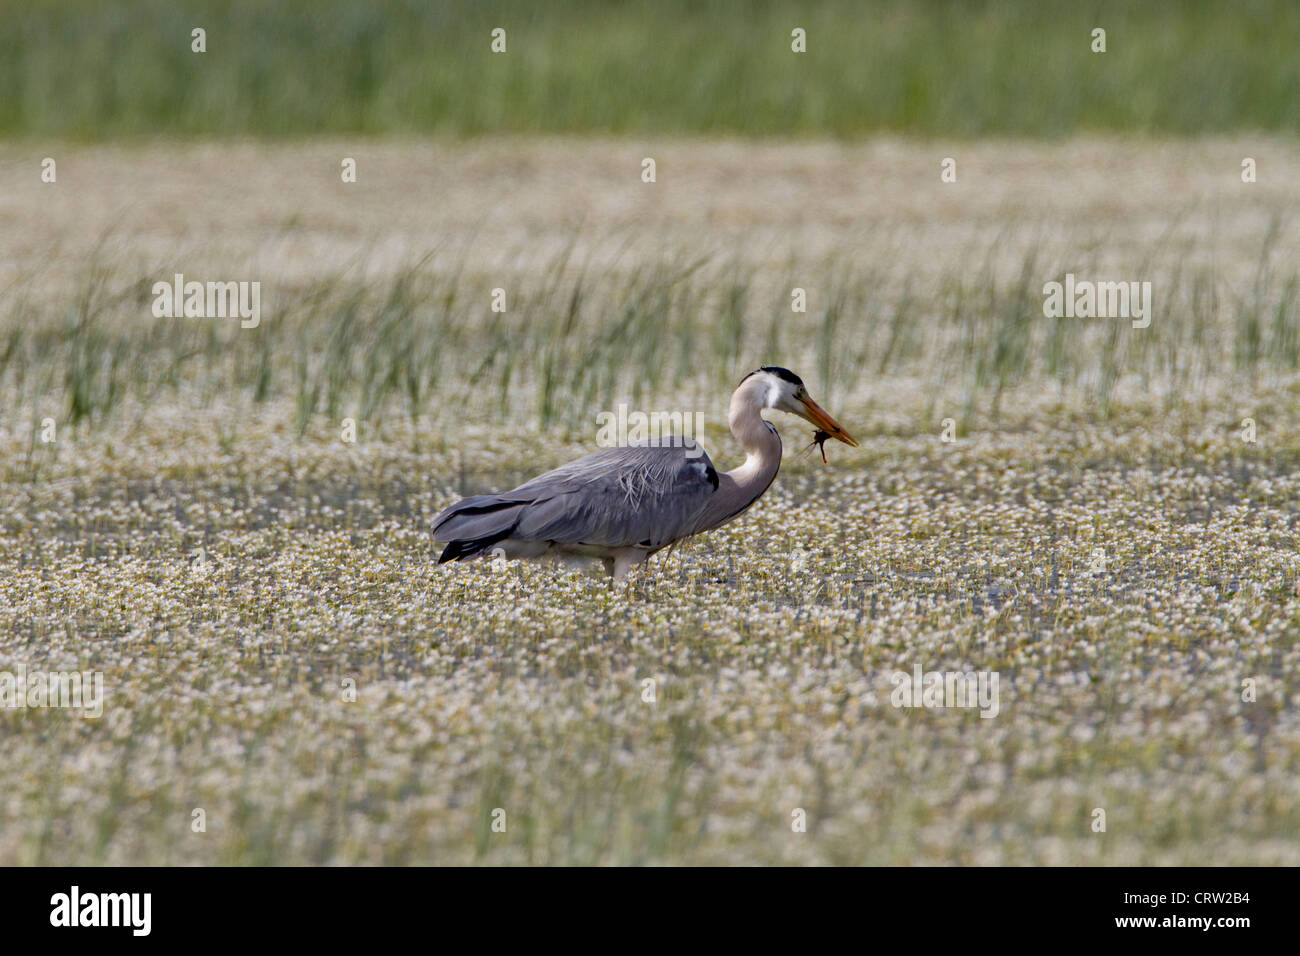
<box><xmin>697</xmin><ymin>376</ymin><xmax>782</xmax><ymax>532</ymax></box>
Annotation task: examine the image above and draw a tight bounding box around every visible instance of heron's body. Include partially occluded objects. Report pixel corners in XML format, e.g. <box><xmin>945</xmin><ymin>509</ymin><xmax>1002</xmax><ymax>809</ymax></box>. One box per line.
<box><xmin>432</xmin><ymin>368</ymin><xmax>855</xmax><ymax>578</ymax></box>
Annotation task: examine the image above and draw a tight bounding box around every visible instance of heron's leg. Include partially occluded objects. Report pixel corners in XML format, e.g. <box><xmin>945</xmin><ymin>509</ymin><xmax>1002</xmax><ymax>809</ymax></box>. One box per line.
<box><xmin>610</xmin><ymin>549</ymin><xmax>646</xmax><ymax>581</ymax></box>
<box><xmin>601</xmin><ymin>557</ymin><xmax>616</xmax><ymax>578</ymax></box>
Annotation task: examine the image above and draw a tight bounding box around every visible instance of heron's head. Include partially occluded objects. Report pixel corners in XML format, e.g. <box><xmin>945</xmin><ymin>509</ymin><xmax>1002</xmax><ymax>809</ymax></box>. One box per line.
<box><xmin>741</xmin><ymin>367</ymin><xmax>858</xmax><ymax>447</ymax></box>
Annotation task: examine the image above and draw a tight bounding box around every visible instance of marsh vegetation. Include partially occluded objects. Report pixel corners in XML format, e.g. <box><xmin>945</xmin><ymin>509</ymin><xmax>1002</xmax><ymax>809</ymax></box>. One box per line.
<box><xmin>2</xmin><ymin>138</ymin><xmax>1298</xmax><ymax>863</ymax></box>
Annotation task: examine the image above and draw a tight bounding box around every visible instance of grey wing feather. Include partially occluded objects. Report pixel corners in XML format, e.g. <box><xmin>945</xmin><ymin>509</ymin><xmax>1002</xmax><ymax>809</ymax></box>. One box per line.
<box><xmin>433</xmin><ymin>442</ymin><xmax>719</xmax><ymax>557</ymax></box>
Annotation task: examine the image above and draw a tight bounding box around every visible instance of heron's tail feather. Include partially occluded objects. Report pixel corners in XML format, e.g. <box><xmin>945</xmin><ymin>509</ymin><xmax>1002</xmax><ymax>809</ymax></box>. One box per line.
<box><xmin>433</xmin><ymin>495</ymin><xmax>527</xmax><ymax>564</ymax></box>
<box><xmin>436</xmin><ymin>526</ymin><xmax>516</xmax><ymax>564</ymax></box>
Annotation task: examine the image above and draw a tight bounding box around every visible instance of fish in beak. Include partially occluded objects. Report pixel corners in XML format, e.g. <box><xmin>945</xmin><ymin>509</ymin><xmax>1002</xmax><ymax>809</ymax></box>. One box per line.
<box><xmin>796</xmin><ymin>395</ymin><xmax>858</xmax><ymax>449</ymax></box>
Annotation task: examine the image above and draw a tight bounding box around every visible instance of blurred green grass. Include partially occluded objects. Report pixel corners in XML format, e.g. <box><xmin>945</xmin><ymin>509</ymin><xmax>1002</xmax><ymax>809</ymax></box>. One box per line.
<box><xmin>2</xmin><ymin>0</ymin><xmax>1297</xmax><ymax>138</ymax></box>
<box><xmin>4</xmin><ymin>233</ymin><xmax>1297</xmax><ymax>445</ymax></box>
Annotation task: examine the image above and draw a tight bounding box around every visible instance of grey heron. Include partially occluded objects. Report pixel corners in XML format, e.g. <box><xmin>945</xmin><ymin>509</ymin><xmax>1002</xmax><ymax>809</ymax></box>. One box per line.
<box><xmin>432</xmin><ymin>367</ymin><xmax>857</xmax><ymax>578</ymax></box>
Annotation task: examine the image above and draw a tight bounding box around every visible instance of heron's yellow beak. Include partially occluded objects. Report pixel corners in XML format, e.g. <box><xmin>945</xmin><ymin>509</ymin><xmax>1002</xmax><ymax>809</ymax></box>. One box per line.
<box><xmin>797</xmin><ymin>395</ymin><xmax>858</xmax><ymax>447</ymax></box>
